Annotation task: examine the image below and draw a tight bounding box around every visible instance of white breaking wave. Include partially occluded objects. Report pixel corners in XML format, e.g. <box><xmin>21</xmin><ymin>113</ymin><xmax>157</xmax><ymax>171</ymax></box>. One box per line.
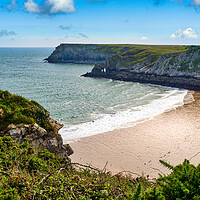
<box><xmin>60</xmin><ymin>88</ymin><xmax>188</xmax><ymax>142</ymax></box>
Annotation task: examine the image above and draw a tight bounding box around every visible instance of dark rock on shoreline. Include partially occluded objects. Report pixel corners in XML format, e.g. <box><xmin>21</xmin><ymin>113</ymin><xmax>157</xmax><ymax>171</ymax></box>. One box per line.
<box><xmin>83</xmin><ymin>70</ymin><xmax>200</xmax><ymax>91</ymax></box>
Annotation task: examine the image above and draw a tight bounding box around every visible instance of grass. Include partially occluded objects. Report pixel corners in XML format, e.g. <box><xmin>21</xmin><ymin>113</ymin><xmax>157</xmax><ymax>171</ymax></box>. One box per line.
<box><xmin>97</xmin><ymin>45</ymin><xmax>200</xmax><ymax>71</ymax></box>
<box><xmin>0</xmin><ymin>90</ymin><xmax>55</xmax><ymax>133</ymax></box>
<box><xmin>98</xmin><ymin>44</ymin><xmax>187</xmax><ymax>56</ymax></box>
<box><xmin>58</xmin><ymin>44</ymin><xmax>189</xmax><ymax>59</ymax></box>
<box><xmin>97</xmin><ymin>44</ymin><xmax>190</xmax><ymax>68</ymax></box>
<box><xmin>51</xmin><ymin>44</ymin><xmax>200</xmax><ymax>72</ymax></box>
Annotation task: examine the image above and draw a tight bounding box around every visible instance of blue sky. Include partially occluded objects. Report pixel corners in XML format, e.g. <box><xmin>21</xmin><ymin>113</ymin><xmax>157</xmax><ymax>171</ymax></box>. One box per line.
<box><xmin>0</xmin><ymin>0</ymin><xmax>200</xmax><ymax>47</ymax></box>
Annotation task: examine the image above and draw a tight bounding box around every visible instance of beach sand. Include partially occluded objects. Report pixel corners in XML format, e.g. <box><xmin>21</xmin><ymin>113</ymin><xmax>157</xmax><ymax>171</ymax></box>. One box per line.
<box><xmin>68</xmin><ymin>91</ymin><xmax>200</xmax><ymax>179</ymax></box>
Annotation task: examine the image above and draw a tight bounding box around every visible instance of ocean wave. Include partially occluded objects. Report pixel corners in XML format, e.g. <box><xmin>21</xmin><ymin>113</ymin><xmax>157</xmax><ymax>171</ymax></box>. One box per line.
<box><xmin>60</xmin><ymin>89</ymin><xmax>188</xmax><ymax>142</ymax></box>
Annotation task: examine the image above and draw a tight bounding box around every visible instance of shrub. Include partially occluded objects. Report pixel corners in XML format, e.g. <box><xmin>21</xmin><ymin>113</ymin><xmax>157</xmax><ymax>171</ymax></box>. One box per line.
<box><xmin>0</xmin><ymin>90</ymin><xmax>55</xmax><ymax>132</ymax></box>
<box><xmin>0</xmin><ymin>136</ymin><xmax>200</xmax><ymax>199</ymax></box>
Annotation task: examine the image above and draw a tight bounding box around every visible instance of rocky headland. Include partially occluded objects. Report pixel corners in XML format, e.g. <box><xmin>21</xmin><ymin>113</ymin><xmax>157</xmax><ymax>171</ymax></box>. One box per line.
<box><xmin>47</xmin><ymin>44</ymin><xmax>200</xmax><ymax>91</ymax></box>
<box><xmin>0</xmin><ymin>90</ymin><xmax>73</xmax><ymax>158</ymax></box>
<box><xmin>45</xmin><ymin>44</ymin><xmax>123</xmax><ymax>64</ymax></box>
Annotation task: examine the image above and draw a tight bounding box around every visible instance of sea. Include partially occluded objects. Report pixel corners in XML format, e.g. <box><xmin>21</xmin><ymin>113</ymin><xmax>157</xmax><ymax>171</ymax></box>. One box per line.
<box><xmin>0</xmin><ymin>47</ymin><xmax>187</xmax><ymax>142</ymax></box>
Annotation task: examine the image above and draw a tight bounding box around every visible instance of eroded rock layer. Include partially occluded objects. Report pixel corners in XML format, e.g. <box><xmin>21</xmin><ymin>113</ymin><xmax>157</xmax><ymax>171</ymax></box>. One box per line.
<box><xmin>0</xmin><ymin>90</ymin><xmax>73</xmax><ymax>158</ymax></box>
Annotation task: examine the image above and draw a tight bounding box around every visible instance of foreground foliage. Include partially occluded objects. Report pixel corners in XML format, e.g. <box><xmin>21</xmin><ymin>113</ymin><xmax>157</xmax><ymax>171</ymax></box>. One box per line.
<box><xmin>0</xmin><ymin>136</ymin><xmax>200</xmax><ymax>199</ymax></box>
<box><xmin>0</xmin><ymin>90</ymin><xmax>55</xmax><ymax>132</ymax></box>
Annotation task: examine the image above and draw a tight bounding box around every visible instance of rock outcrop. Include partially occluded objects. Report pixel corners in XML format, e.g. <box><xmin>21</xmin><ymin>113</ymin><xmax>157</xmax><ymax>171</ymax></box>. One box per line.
<box><xmin>45</xmin><ymin>44</ymin><xmax>118</xmax><ymax>64</ymax></box>
<box><xmin>83</xmin><ymin>46</ymin><xmax>200</xmax><ymax>91</ymax></box>
<box><xmin>2</xmin><ymin>122</ymin><xmax>73</xmax><ymax>158</ymax></box>
<box><xmin>0</xmin><ymin>90</ymin><xmax>73</xmax><ymax>158</ymax></box>
<box><xmin>46</xmin><ymin>44</ymin><xmax>200</xmax><ymax>90</ymax></box>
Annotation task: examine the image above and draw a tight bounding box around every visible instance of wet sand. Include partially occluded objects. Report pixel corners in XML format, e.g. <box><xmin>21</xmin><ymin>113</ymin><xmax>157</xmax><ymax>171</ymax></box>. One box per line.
<box><xmin>67</xmin><ymin>92</ymin><xmax>200</xmax><ymax>178</ymax></box>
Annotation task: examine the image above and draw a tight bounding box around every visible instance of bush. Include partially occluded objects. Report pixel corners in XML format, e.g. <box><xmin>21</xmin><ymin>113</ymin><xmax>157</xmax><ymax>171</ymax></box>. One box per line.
<box><xmin>157</xmin><ymin>159</ymin><xmax>200</xmax><ymax>199</ymax></box>
<box><xmin>0</xmin><ymin>136</ymin><xmax>200</xmax><ymax>199</ymax></box>
<box><xmin>0</xmin><ymin>90</ymin><xmax>55</xmax><ymax>132</ymax></box>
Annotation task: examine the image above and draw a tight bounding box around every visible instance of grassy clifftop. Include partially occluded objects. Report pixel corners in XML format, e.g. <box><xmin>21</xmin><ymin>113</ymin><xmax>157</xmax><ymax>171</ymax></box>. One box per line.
<box><xmin>47</xmin><ymin>43</ymin><xmax>196</xmax><ymax>66</ymax></box>
<box><xmin>97</xmin><ymin>44</ymin><xmax>193</xmax><ymax>69</ymax></box>
<box><xmin>56</xmin><ymin>43</ymin><xmax>188</xmax><ymax>55</ymax></box>
<box><xmin>98</xmin><ymin>44</ymin><xmax>187</xmax><ymax>57</ymax></box>
<box><xmin>47</xmin><ymin>43</ymin><xmax>192</xmax><ymax>64</ymax></box>
<box><xmin>0</xmin><ymin>90</ymin><xmax>55</xmax><ymax>132</ymax></box>
<box><xmin>47</xmin><ymin>44</ymin><xmax>200</xmax><ymax>75</ymax></box>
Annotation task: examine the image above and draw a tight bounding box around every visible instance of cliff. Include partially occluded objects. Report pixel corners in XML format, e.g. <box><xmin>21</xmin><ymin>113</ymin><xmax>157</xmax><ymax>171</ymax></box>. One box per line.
<box><xmin>0</xmin><ymin>90</ymin><xmax>73</xmax><ymax>158</ymax></box>
<box><xmin>45</xmin><ymin>44</ymin><xmax>130</xmax><ymax>64</ymax></box>
<box><xmin>47</xmin><ymin>44</ymin><xmax>200</xmax><ymax>90</ymax></box>
<box><xmin>84</xmin><ymin>45</ymin><xmax>200</xmax><ymax>91</ymax></box>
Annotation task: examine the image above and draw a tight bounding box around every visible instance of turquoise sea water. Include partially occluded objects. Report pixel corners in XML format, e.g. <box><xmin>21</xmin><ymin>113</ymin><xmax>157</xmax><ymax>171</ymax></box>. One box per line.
<box><xmin>0</xmin><ymin>48</ymin><xmax>187</xmax><ymax>141</ymax></box>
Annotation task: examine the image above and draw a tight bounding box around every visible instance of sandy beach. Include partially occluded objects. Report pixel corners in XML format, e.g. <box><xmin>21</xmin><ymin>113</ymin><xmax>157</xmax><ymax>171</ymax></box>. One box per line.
<box><xmin>68</xmin><ymin>91</ymin><xmax>200</xmax><ymax>179</ymax></box>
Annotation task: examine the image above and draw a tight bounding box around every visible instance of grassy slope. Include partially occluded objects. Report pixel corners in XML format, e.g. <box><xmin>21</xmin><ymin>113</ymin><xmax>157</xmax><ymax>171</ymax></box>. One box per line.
<box><xmin>98</xmin><ymin>44</ymin><xmax>187</xmax><ymax>55</ymax></box>
<box><xmin>57</xmin><ymin>44</ymin><xmax>188</xmax><ymax>59</ymax></box>
<box><xmin>98</xmin><ymin>44</ymin><xmax>188</xmax><ymax>67</ymax></box>
<box><xmin>0</xmin><ymin>90</ymin><xmax>55</xmax><ymax>132</ymax></box>
<box><xmin>52</xmin><ymin>44</ymin><xmax>200</xmax><ymax>71</ymax></box>
<box><xmin>96</xmin><ymin>45</ymin><xmax>200</xmax><ymax>72</ymax></box>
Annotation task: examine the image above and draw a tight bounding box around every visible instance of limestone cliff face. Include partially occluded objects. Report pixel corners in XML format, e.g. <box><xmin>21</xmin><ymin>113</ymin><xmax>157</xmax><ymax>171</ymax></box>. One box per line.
<box><xmin>46</xmin><ymin>44</ymin><xmax>200</xmax><ymax>90</ymax></box>
<box><xmin>46</xmin><ymin>44</ymin><xmax>116</xmax><ymax>64</ymax></box>
<box><xmin>83</xmin><ymin>48</ymin><xmax>200</xmax><ymax>91</ymax></box>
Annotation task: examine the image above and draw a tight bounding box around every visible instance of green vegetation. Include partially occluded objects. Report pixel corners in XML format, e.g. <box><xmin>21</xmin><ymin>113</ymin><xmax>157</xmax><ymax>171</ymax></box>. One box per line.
<box><xmin>51</xmin><ymin>44</ymin><xmax>200</xmax><ymax>72</ymax></box>
<box><xmin>0</xmin><ymin>90</ymin><xmax>55</xmax><ymax>132</ymax></box>
<box><xmin>97</xmin><ymin>44</ymin><xmax>200</xmax><ymax>71</ymax></box>
<box><xmin>98</xmin><ymin>44</ymin><xmax>187</xmax><ymax>56</ymax></box>
<box><xmin>1</xmin><ymin>90</ymin><xmax>200</xmax><ymax>199</ymax></box>
<box><xmin>96</xmin><ymin>44</ymin><xmax>199</xmax><ymax>70</ymax></box>
<box><xmin>98</xmin><ymin>44</ymin><xmax>133</xmax><ymax>54</ymax></box>
<box><xmin>179</xmin><ymin>60</ymin><xmax>190</xmax><ymax>71</ymax></box>
<box><xmin>1</xmin><ymin>136</ymin><xmax>200</xmax><ymax>199</ymax></box>
<box><xmin>98</xmin><ymin>44</ymin><xmax>188</xmax><ymax>66</ymax></box>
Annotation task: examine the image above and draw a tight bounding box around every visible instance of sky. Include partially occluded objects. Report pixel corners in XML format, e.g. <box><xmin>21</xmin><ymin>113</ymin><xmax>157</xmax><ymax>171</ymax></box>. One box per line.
<box><xmin>0</xmin><ymin>0</ymin><xmax>200</xmax><ymax>47</ymax></box>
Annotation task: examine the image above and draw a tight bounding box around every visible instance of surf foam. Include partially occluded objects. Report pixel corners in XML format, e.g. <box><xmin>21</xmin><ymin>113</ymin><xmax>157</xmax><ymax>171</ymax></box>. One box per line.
<box><xmin>60</xmin><ymin>89</ymin><xmax>188</xmax><ymax>142</ymax></box>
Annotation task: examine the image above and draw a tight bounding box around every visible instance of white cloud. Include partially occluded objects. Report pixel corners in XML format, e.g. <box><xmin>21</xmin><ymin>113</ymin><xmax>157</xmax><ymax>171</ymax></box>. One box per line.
<box><xmin>170</xmin><ymin>28</ymin><xmax>183</xmax><ymax>39</ymax></box>
<box><xmin>24</xmin><ymin>0</ymin><xmax>40</xmax><ymax>13</ymax></box>
<box><xmin>170</xmin><ymin>28</ymin><xmax>198</xmax><ymax>39</ymax></box>
<box><xmin>24</xmin><ymin>0</ymin><xmax>76</xmax><ymax>15</ymax></box>
<box><xmin>191</xmin><ymin>0</ymin><xmax>200</xmax><ymax>6</ymax></box>
<box><xmin>48</xmin><ymin>0</ymin><xmax>76</xmax><ymax>14</ymax></box>
<box><xmin>182</xmin><ymin>28</ymin><xmax>198</xmax><ymax>38</ymax></box>
<box><xmin>141</xmin><ymin>36</ymin><xmax>148</xmax><ymax>40</ymax></box>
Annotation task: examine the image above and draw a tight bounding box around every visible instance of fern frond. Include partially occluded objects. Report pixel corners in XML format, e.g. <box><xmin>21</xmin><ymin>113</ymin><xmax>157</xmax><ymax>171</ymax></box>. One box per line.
<box><xmin>159</xmin><ymin>160</ymin><xmax>174</xmax><ymax>170</ymax></box>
